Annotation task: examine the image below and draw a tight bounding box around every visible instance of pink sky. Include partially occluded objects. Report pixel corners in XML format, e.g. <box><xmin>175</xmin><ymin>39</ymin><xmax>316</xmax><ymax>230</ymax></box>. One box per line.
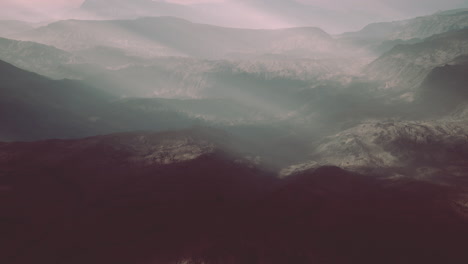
<box><xmin>1</xmin><ymin>0</ymin><xmax>467</xmax><ymax>33</ymax></box>
<box><xmin>6</xmin><ymin>0</ymin><xmax>82</xmax><ymax>5</ymax></box>
<box><xmin>2</xmin><ymin>0</ymin><xmax>84</xmax><ymax>8</ymax></box>
<box><xmin>0</xmin><ymin>0</ymin><xmax>84</xmax><ymax>21</ymax></box>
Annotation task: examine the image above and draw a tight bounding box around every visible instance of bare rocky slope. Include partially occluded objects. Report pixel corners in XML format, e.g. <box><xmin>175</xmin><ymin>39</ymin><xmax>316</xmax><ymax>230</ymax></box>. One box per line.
<box><xmin>365</xmin><ymin>28</ymin><xmax>468</xmax><ymax>90</ymax></box>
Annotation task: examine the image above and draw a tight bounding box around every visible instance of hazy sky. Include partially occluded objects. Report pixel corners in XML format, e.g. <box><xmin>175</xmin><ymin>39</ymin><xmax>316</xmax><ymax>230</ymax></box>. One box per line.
<box><xmin>1</xmin><ymin>0</ymin><xmax>468</xmax><ymax>33</ymax></box>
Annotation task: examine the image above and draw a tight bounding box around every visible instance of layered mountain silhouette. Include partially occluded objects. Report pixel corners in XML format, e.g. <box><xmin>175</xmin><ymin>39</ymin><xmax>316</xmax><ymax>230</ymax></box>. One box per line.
<box><xmin>0</xmin><ymin>36</ymin><xmax>354</xmax><ymax>100</ymax></box>
<box><xmin>417</xmin><ymin>56</ymin><xmax>468</xmax><ymax>114</ymax></box>
<box><xmin>366</xmin><ymin>27</ymin><xmax>468</xmax><ymax>90</ymax></box>
<box><xmin>345</xmin><ymin>8</ymin><xmax>468</xmax><ymax>40</ymax></box>
<box><xmin>0</xmin><ymin>60</ymin><xmax>200</xmax><ymax>141</ymax></box>
<box><xmin>2</xmin><ymin>6</ymin><xmax>468</xmax><ymax>264</ymax></box>
<box><xmin>339</xmin><ymin>9</ymin><xmax>468</xmax><ymax>55</ymax></box>
<box><xmin>13</xmin><ymin>17</ymin><xmax>336</xmax><ymax>60</ymax></box>
<box><xmin>0</xmin><ymin>37</ymin><xmax>88</xmax><ymax>79</ymax></box>
<box><xmin>82</xmin><ymin>57</ymin><xmax>342</xmax><ymax>99</ymax></box>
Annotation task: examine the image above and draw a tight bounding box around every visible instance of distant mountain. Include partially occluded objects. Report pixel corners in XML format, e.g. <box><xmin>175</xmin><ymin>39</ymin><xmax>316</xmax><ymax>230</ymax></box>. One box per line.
<box><xmin>0</xmin><ymin>59</ymin><xmax>112</xmax><ymax>141</ymax></box>
<box><xmin>13</xmin><ymin>17</ymin><xmax>337</xmax><ymax>60</ymax></box>
<box><xmin>73</xmin><ymin>45</ymin><xmax>149</xmax><ymax>68</ymax></box>
<box><xmin>415</xmin><ymin>55</ymin><xmax>468</xmax><ymax>114</ymax></box>
<box><xmin>339</xmin><ymin>9</ymin><xmax>468</xmax><ymax>55</ymax></box>
<box><xmin>1</xmin><ymin>133</ymin><xmax>467</xmax><ymax>263</ymax></box>
<box><xmin>342</xmin><ymin>9</ymin><xmax>468</xmax><ymax>41</ymax></box>
<box><xmin>0</xmin><ymin>37</ymin><xmax>88</xmax><ymax>79</ymax></box>
<box><xmin>120</xmin><ymin>98</ymin><xmax>278</xmax><ymax>125</ymax></box>
<box><xmin>0</xmin><ymin>34</ymin><xmax>358</xmax><ymax>99</ymax></box>
<box><xmin>365</xmin><ymin>28</ymin><xmax>468</xmax><ymax>90</ymax></box>
<box><xmin>0</xmin><ymin>60</ymin><xmax>199</xmax><ymax>141</ymax></box>
<box><xmin>0</xmin><ymin>56</ymin><xmax>338</xmax><ymax>148</ymax></box>
<box><xmin>0</xmin><ymin>60</ymin><xmax>308</xmax><ymax>167</ymax></box>
<box><xmin>388</xmin><ymin>10</ymin><xmax>468</xmax><ymax>40</ymax></box>
<box><xmin>82</xmin><ymin>57</ymin><xmax>352</xmax><ymax>99</ymax></box>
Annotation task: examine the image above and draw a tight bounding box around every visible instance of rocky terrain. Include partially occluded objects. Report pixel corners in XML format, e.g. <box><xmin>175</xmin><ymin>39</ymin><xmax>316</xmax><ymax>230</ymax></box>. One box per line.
<box><xmin>0</xmin><ymin>37</ymin><xmax>88</xmax><ymax>79</ymax></box>
<box><xmin>2</xmin><ymin>6</ymin><xmax>468</xmax><ymax>264</ymax></box>
<box><xmin>12</xmin><ymin>17</ymin><xmax>338</xmax><ymax>60</ymax></box>
<box><xmin>359</xmin><ymin>9</ymin><xmax>468</xmax><ymax>40</ymax></box>
<box><xmin>310</xmin><ymin>120</ymin><xmax>468</xmax><ymax>178</ymax></box>
<box><xmin>1</xmin><ymin>131</ymin><xmax>468</xmax><ymax>264</ymax></box>
<box><xmin>339</xmin><ymin>9</ymin><xmax>468</xmax><ymax>55</ymax></box>
<box><xmin>365</xmin><ymin>28</ymin><xmax>468</xmax><ymax>90</ymax></box>
<box><xmin>417</xmin><ymin>56</ymin><xmax>468</xmax><ymax>114</ymax></box>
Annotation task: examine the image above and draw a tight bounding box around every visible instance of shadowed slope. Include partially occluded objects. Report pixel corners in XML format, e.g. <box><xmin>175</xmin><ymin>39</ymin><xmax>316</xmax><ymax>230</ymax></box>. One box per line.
<box><xmin>1</xmin><ymin>131</ymin><xmax>467</xmax><ymax>264</ymax></box>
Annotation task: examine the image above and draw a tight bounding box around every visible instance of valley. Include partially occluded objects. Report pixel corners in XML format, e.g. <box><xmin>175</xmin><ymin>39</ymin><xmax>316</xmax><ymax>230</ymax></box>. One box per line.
<box><xmin>1</xmin><ymin>4</ymin><xmax>468</xmax><ymax>264</ymax></box>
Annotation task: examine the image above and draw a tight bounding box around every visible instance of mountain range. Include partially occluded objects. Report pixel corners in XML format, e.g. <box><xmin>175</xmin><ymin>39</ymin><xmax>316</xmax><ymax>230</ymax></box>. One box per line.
<box><xmin>366</xmin><ymin>27</ymin><xmax>468</xmax><ymax>90</ymax></box>
<box><xmin>0</xmin><ymin>59</ymin><xmax>202</xmax><ymax>141</ymax></box>
<box><xmin>0</xmin><ymin>37</ymin><xmax>87</xmax><ymax>79</ymax></box>
<box><xmin>2</xmin><ymin>6</ymin><xmax>468</xmax><ymax>264</ymax></box>
<box><xmin>340</xmin><ymin>9</ymin><xmax>468</xmax><ymax>41</ymax></box>
<box><xmin>12</xmin><ymin>17</ymin><xmax>337</xmax><ymax>60</ymax></box>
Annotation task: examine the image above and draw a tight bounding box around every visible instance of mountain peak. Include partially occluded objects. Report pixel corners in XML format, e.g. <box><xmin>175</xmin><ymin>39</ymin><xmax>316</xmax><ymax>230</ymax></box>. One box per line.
<box><xmin>434</xmin><ymin>8</ymin><xmax>468</xmax><ymax>16</ymax></box>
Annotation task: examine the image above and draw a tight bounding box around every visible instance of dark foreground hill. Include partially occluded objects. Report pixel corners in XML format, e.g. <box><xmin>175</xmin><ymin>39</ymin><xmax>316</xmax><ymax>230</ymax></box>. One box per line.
<box><xmin>1</xmin><ymin>129</ymin><xmax>467</xmax><ymax>264</ymax></box>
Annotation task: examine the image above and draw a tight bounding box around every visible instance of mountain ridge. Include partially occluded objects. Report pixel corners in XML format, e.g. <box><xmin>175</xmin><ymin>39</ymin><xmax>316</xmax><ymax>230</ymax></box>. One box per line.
<box><xmin>12</xmin><ymin>16</ymin><xmax>338</xmax><ymax>60</ymax></box>
<box><xmin>365</xmin><ymin>27</ymin><xmax>468</xmax><ymax>90</ymax></box>
<box><xmin>0</xmin><ymin>59</ymin><xmax>201</xmax><ymax>141</ymax></box>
